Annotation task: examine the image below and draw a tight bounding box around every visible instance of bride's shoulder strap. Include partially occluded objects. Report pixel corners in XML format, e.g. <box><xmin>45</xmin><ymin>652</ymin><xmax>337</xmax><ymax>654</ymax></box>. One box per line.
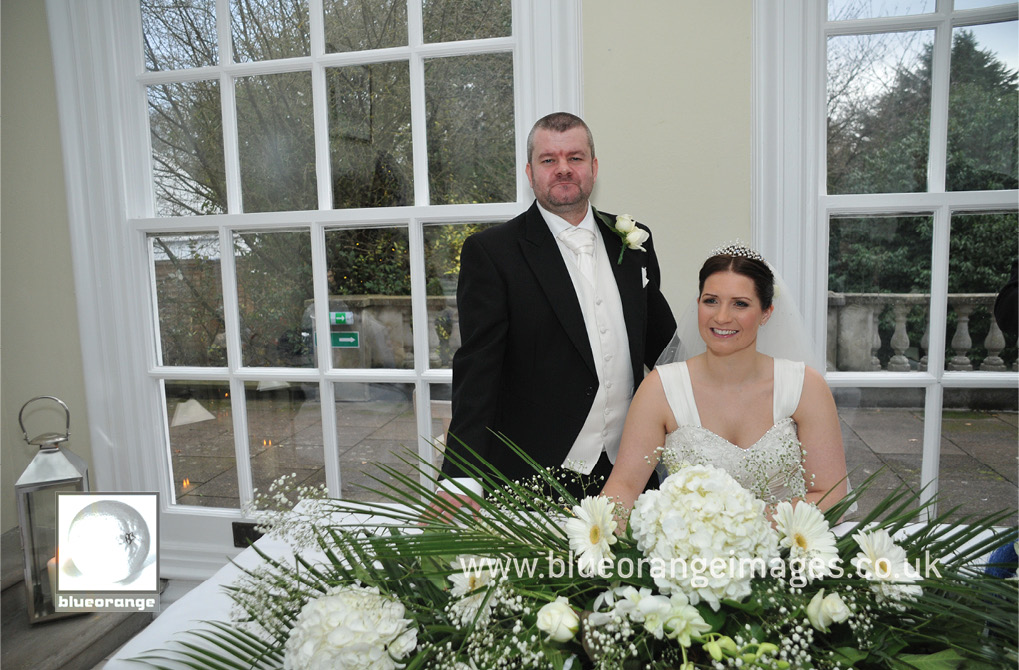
<box><xmin>773</xmin><ymin>358</ymin><xmax>806</xmax><ymax>421</ymax></box>
<box><xmin>656</xmin><ymin>361</ymin><xmax>700</xmax><ymax>427</ymax></box>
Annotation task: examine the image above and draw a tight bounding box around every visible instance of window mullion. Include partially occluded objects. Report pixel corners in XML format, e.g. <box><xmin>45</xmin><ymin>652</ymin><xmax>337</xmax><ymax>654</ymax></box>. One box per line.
<box><xmin>408</xmin><ymin>0</ymin><xmax>429</xmax><ymax>207</ymax></box>
<box><xmin>927</xmin><ymin>18</ymin><xmax>953</xmax><ymax>193</ymax></box>
<box><xmin>309</xmin><ymin>0</ymin><xmax>332</xmax><ymax>210</ymax></box>
<box><xmin>310</xmin><ymin>221</ymin><xmax>341</xmax><ymax>497</ymax></box>
<box><xmin>926</xmin><ymin>204</ymin><xmax>952</xmax><ymax>378</ymax></box>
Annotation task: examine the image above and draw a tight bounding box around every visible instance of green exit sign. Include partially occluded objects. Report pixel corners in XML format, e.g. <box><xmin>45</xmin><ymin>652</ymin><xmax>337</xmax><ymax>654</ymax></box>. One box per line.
<box><xmin>330</xmin><ymin>332</ymin><xmax>360</xmax><ymax>348</ymax></box>
<box><xmin>330</xmin><ymin>311</ymin><xmax>354</xmax><ymax>325</ymax></box>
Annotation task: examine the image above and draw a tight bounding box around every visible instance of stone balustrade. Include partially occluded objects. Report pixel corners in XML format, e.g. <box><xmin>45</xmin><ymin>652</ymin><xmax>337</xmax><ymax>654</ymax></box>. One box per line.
<box><xmin>827</xmin><ymin>292</ymin><xmax>1016</xmax><ymax>372</ymax></box>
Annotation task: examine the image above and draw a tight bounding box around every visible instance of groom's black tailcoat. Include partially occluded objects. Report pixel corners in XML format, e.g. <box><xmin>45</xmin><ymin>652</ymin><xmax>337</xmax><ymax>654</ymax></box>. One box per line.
<box><xmin>441</xmin><ymin>201</ymin><xmax>677</xmax><ymax>485</ymax></box>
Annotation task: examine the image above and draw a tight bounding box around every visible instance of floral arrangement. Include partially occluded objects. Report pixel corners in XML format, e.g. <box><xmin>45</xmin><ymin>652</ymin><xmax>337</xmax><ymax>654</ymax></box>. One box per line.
<box><xmin>138</xmin><ymin>439</ymin><xmax>1017</xmax><ymax>669</ymax></box>
<box><xmin>595</xmin><ymin>209</ymin><xmax>649</xmax><ymax>263</ymax></box>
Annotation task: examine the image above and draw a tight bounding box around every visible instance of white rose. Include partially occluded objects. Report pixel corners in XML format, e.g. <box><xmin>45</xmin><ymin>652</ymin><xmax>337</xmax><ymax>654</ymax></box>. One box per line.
<box><xmin>536</xmin><ymin>596</ymin><xmax>579</xmax><ymax>642</ymax></box>
<box><xmin>614</xmin><ymin>214</ymin><xmax>637</xmax><ymax>233</ymax></box>
<box><xmin>806</xmin><ymin>589</ymin><xmax>850</xmax><ymax>632</ymax></box>
<box><xmin>624</xmin><ymin>228</ymin><xmax>649</xmax><ymax>250</ymax></box>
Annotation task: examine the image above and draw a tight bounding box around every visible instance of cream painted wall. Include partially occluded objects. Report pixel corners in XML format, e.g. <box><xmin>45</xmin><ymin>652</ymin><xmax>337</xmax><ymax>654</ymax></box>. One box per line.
<box><xmin>583</xmin><ymin>0</ymin><xmax>753</xmax><ymax>317</ymax></box>
<box><xmin>1</xmin><ymin>0</ymin><xmax>94</xmax><ymax>533</ymax></box>
<box><xmin>0</xmin><ymin>1</ymin><xmax>753</xmax><ymax>533</ymax></box>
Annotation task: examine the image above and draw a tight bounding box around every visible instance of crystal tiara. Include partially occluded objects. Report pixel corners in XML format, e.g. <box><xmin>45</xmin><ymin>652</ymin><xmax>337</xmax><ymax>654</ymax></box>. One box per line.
<box><xmin>709</xmin><ymin>240</ymin><xmax>766</xmax><ymax>263</ymax></box>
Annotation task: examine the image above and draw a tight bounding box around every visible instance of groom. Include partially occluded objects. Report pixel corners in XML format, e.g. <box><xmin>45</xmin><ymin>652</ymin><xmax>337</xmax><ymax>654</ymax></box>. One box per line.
<box><xmin>439</xmin><ymin>112</ymin><xmax>676</xmax><ymax>503</ymax></box>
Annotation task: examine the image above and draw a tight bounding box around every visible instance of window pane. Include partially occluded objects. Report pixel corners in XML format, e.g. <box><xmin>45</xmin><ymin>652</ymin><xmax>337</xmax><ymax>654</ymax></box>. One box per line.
<box><xmin>947</xmin><ymin>23</ymin><xmax>1019</xmax><ymax>192</ymax></box>
<box><xmin>148</xmin><ymin>81</ymin><xmax>226</xmax><ymax>216</ymax></box>
<box><xmin>236</xmin><ymin>73</ymin><xmax>317</xmax><ymax>213</ymax></box>
<box><xmin>946</xmin><ymin>212</ymin><xmax>1018</xmax><ymax>371</ymax></box>
<box><xmin>327</xmin><ymin>63</ymin><xmax>413</xmax><ymax>208</ymax></box>
<box><xmin>827</xmin><ymin>31</ymin><xmax>933</xmax><ymax>194</ymax></box>
<box><xmin>246</xmin><ymin>381</ymin><xmax>325</xmax><ymax>499</ymax></box>
<box><xmin>324</xmin><ymin>227</ymin><xmax>412</xmax><ymax>369</ymax></box>
<box><xmin>835</xmin><ymin>386</ymin><xmax>926</xmax><ymax>521</ymax></box>
<box><xmin>141</xmin><ymin>0</ymin><xmax>218</xmax><ymax>71</ymax></box>
<box><xmin>425</xmin><ymin>53</ymin><xmax>515</xmax><ymax>204</ymax></box>
<box><xmin>234</xmin><ymin>230</ymin><xmax>314</xmax><ymax>367</ymax></box>
<box><xmin>955</xmin><ymin>0</ymin><xmax>1018</xmax><ymax>9</ymax></box>
<box><xmin>335</xmin><ymin>382</ymin><xmax>416</xmax><ymax>501</ymax></box>
<box><xmin>939</xmin><ymin>390</ymin><xmax>1017</xmax><ymax>525</ymax></box>
<box><xmin>230</xmin><ymin>0</ymin><xmax>309</xmax><ymax>62</ymax></box>
<box><xmin>828</xmin><ymin>216</ymin><xmax>932</xmax><ymax>371</ymax></box>
<box><xmin>828</xmin><ymin>0</ymin><xmax>934</xmax><ymax>20</ymax></box>
<box><xmin>166</xmin><ymin>381</ymin><xmax>238</xmax><ymax>508</ymax></box>
<box><xmin>151</xmin><ymin>233</ymin><xmax>226</xmax><ymax>366</ymax></box>
<box><xmin>324</xmin><ymin>0</ymin><xmax>407</xmax><ymax>52</ymax></box>
<box><xmin>423</xmin><ymin>0</ymin><xmax>512</xmax><ymax>43</ymax></box>
<box><xmin>423</xmin><ymin>222</ymin><xmax>496</xmax><ymax>367</ymax></box>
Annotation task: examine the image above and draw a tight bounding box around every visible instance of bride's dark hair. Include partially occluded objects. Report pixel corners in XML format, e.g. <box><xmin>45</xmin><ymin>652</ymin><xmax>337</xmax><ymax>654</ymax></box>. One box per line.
<box><xmin>698</xmin><ymin>254</ymin><xmax>775</xmax><ymax>309</ymax></box>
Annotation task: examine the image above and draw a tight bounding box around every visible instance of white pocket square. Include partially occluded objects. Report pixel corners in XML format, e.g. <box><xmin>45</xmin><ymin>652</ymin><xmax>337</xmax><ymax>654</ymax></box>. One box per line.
<box><xmin>641</xmin><ymin>267</ymin><xmax>648</xmax><ymax>287</ymax></box>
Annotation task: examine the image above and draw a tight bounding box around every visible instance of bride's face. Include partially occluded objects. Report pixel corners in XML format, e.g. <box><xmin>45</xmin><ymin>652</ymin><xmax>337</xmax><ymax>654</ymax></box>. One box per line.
<box><xmin>697</xmin><ymin>271</ymin><xmax>774</xmax><ymax>354</ymax></box>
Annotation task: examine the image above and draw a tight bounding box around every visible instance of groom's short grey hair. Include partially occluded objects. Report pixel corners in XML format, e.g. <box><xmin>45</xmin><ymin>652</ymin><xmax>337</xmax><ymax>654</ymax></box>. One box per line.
<box><xmin>526</xmin><ymin>112</ymin><xmax>596</xmax><ymax>164</ymax></box>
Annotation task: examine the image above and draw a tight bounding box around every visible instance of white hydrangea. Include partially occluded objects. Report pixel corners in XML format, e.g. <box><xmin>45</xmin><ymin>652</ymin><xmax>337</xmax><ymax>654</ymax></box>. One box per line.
<box><xmin>284</xmin><ymin>584</ymin><xmax>417</xmax><ymax>670</ymax></box>
<box><xmin>629</xmin><ymin>463</ymin><xmax>779</xmax><ymax>610</ymax></box>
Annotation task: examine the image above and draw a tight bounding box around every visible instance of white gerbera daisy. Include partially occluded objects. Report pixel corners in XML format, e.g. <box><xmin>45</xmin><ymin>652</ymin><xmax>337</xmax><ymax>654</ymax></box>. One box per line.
<box><xmin>447</xmin><ymin>555</ymin><xmax>499</xmax><ymax>625</ymax></box>
<box><xmin>851</xmin><ymin>528</ymin><xmax>923</xmax><ymax>608</ymax></box>
<box><xmin>774</xmin><ymin>501</ymin><xmax>838</xmax><ymax>581</ymax></box>
<box><xmin>564</xmin><ymin>496</ymin><xmax>618</xmax><ymax>577</ymax></box>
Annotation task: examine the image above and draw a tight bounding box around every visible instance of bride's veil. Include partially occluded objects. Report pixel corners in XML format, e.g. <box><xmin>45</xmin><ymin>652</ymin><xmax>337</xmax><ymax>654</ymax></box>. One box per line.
<box><xmin>656</xmin><ymin>261</ymin><xmax>823</xmax><ymax>370</ymax></box>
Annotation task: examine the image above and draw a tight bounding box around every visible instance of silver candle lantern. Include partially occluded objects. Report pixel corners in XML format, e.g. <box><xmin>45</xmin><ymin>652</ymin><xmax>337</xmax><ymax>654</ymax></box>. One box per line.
<box><xmin>15</xmin><ymin>396</ymin><xmax>90</xmax><ymax>623</ymax></box>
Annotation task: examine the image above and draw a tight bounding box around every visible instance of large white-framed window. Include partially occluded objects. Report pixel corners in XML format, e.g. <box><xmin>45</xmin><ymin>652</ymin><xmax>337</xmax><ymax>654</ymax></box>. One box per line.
<box><xmin>755</xmin><ymin>0</ymin><xmax>1017</xmax><ymax>522</ymax></box>
<box><xmin>46</xmin><ymin>0</ymin><xmax>583</xmax><ymax>577</ymax></box>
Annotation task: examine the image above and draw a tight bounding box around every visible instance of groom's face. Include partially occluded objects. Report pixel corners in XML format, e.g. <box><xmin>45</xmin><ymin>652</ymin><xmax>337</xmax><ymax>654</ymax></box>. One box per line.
<box><xmin>526</xmin><ymin>127</ymin><xmax>598</xmax><ymax>220</ymax></box>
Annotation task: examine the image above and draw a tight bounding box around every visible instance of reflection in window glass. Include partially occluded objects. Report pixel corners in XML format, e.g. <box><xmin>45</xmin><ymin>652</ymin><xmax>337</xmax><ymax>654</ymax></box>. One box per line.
<box><xmin>142</xmin><ymin>0</ymin><xmax>218</xmax><ymax>71</ymax></box>
<box><xmin>324</xmin><ymin>0</ymin><xmax>407</xmax><ymax>52</ymax></box>
<box><xmin>236</xmin><ymin>73</ymin><xmax>317</xmax><ymax>212</ymax></box>
<box><xmin>834</xmin><ymin>385</ymin><xmax>926</xmax><ymax>521</ymax></box>
<box><xmin>151</xmin><ymin>234</ymin><xmax>226</xmax><ymax>366</ymax></box>
<box><xmin>947</xmin><ymin>212</ymin><xmax>1018</xmax><ymax>371</ymax></box>
<box><xmin>828</xmin><ymin>0</ymin><xmax>934</xmax><ymax>20</ymax></box>
<box><xmin>327</xmin><ymin>63</ymin><xmax>413</xmax><ymax>208</ymax></box>
<box><xmin>423</xmin><ymin>222</ymin><xmax>496</xmax><ymax>367</ymax></box>
<box><xmin>148</xmin><ymin>81</ymin><xmax>226</xmax><ymax>216</ymax></box>
<box><xmin>425</xmin><ymin>53</ymin><xmax>515</xmax><ymax>204</ymax></box>
<box><xmin>947</xmin><ymin>23</ymin><xmax>1019</xmax><ymax>192</ymax></box>
<box><xmin>423</xmin><ymin>0</ymin><xmax>512</xmax><ymax>43</ymax></box>
<box><xmin>166</xmin><ymin>380</ymin><xmax>238</xmax><ymax>508</ymax></box>
<box><xmin>230</xmin><ymin>0</ymin><xmax>309</xmax><ymax>62</ymax></box>
<box><xmin>234</xmin><ymin>230</ymin><xmax>314</xmax><ymax>367</ymax></box>
<box><xmin>334</xmin><ymin>382</ymin><xmax>416</xmax><ymax>501</ymax></box>
<box><xmin>828</xmin><ymin>216</ymin><xmax>932</xmax><ymax>371</ymax></box>
<box><xmin>827</xmin><ymin>31</ymin><xmax>933</xmax><ymax>194</ymax></box>
<box><xmin>430</xmin><ymin>383</ymin><xmax>452</xmax><ymax>468</ymax></box>
<box><xmin>245</xmin><ymin>381</ymin><xmax>324</xmax><ymax>501</ymax></box>
<box><xmin>324</xmin><ymin>227</ymin><xmax>412</xmax><ymax>369</ymax></box>
<box><xmin>939</xmin><ymin>389</ymin><xmax>1017</xmax><ymax>525</ymax></box>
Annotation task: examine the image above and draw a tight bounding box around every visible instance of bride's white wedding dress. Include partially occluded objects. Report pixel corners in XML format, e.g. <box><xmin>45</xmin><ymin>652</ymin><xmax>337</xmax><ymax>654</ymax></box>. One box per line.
<box><xmin>658</xmin><ymin>357</ymin><xmax>808</xmax><ymax>506</ymax></box>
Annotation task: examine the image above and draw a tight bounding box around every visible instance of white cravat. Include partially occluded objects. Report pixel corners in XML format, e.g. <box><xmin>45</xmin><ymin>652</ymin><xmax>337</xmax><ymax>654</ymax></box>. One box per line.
<box><xmin>558</xmin><ymin>227</ymin><xmax>597</xmax><ymax>286</ymax></box>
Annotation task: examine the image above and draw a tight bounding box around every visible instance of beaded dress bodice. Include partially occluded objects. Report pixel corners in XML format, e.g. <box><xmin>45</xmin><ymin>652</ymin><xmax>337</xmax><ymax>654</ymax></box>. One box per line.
<box><xmin>658</xmin><ymin>359</ymin><xmax>808</xmax><ymax>505</ymax></box>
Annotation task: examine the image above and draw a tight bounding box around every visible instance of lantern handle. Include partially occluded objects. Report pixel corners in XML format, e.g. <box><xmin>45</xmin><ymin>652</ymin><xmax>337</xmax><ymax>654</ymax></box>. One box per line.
<box><xmin>18</xmin><ymin>396</ymin><xmax>71</xmax><ymax>447</ymax></box>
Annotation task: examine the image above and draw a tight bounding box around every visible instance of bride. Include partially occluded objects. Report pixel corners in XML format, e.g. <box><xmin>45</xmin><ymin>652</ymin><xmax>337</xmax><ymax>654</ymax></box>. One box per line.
<box><xmin>601</xmin><ymin>243</ymin><xmax>848</xmax><ymax>517</ymax></box>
